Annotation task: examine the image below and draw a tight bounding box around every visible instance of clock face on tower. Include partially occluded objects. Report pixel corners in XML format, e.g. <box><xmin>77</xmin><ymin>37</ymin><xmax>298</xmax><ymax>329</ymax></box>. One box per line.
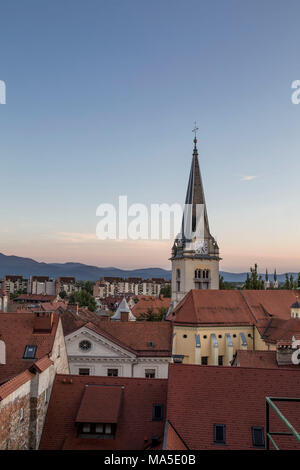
<box><xmin>194</xmin><ymin>240</ymin><xmax>209</xmax><ymax>255</ymax></box>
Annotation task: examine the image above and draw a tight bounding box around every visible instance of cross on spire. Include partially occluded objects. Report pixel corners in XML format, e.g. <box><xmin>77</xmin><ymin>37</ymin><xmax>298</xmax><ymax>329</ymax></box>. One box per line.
<box><xmin>192</xmin><ymin>121</ymin><xmax>198</xmax><ymax>147</ymax></box>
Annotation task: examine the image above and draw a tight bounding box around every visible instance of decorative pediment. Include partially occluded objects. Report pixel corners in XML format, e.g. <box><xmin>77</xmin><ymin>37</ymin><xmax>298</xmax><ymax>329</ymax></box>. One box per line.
<box><xmin>65</xmin><ymin>327</ymin><xmax>136</xmax><ymax>359</ymax></box>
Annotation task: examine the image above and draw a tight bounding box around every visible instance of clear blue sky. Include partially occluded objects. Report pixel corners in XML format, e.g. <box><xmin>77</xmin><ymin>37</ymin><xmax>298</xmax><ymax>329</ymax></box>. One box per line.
<box><xmin>0</xmin><ymin>0</ymin><xmax>299</xmax><ymax>272</ymax></box>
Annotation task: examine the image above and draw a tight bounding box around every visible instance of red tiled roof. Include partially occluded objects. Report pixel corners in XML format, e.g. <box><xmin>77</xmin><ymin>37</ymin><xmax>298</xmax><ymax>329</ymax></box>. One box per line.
<box><xmin>0</xmin><ymin>312</ymin><xmax>59</xmax><ymax>384</ymax></box>
<box><xmin>132</xmin><ymin>296</ymin><xmax>171</xmax><ymax>318</ymax></box>
<box><xmin>14</xmin><ymin>294</ymin><xmax>57</xmax><ymax>302</ymax></box>
<box><xmin>0</xmin><ymin>369</ymin><xmax>33</xmax><ymax>400</ymax></box>
<box><xmin>39</xmin><ymin>374</ymin><xmax>167</xmax><ymax>450</ymax></box>
<box><xmin>85</xmin><ymin>321</ymin><xmax>172</xmax><ymax>356</ymax></box>
<box><xmin>242</xmin><ymin>290</ymin><xmax>300</xmax><ymax>321</ymax></box>
<box><xmin>61</xmin><ymin>309</ymin><xmax>172</xmax><ymax>356</ymax></box>
<box><xmin>166</xmin><ymin>290</ymin><xmax>254</xmax><ymax>326</ymax></box>
<box><xmin>30</xmin><ymin>356</ymin><xmax>54</xmax><ymax>373</ymax></box>
<box><xmin>166</xmin><ymin>364</ymin><xmax>300</xmax><ymax>450</ymax></box>
<box><xmin>258</xmin><ymin>317</ymin><xmax>300</xmax><ymax>344</ymax></box>
<box><xmin>166</xmin><ymin>290</ymin><xmax>300</xmax><ymax>327</ymax></box>
<box><xmin>41</xmin><ymin>301</ymin><xmax>68</xmax><ymax>312</ymax></box>
<box><xmin>231</xmin><ymin>350</ymin><xmax>295</xmax><ymax>369</ymax></box>
<box><xmin>76</xmin><ymin>385</ymin><xmax>123</xmax><ymax>423</ymax></box>
<box><xmin>60</xmin><ymin>309</ymin><xmax>101</xmax><ymax>336</ymax></box>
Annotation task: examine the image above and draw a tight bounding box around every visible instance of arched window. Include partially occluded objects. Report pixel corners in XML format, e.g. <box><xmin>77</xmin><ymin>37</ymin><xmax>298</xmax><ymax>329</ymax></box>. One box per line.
<box><xmin>176</xmin><ymin>269</ymin><xmax>181</xmax><ymax>280</ymax></box>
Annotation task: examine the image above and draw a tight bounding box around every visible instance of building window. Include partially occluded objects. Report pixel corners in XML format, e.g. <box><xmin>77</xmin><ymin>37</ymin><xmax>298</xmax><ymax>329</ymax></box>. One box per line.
<box><xmin>214</xmin><ymin>424</ymin><xmax>226</xmax><ymax>444</ymax></box>
<box><xmin>183</xmin><ymin>334</ymin><xmax>187</xmax><ymax>338</ymax></box>
<box><xmin>201</xmin><ymin>356</ymin><xmax>208</xmax><ymax>365</ymax></box>
<box><xmin>176</xmin><ymin>269</ymin><xmax>181</xmax><ymax>280</ymax></box>
<box><xmin>79</xmin><ymin>340</ymin><xmax>92</xmax><ymax>352</ymax></box>
<box><xmin>23</xmin><ymin>345</ymin><xmax>37</xmax><ymax>359</ymax></box>
<box><xmin>145</xmin><ymin>369</ymin><xmax>155</xmax><ymax>379</ymax></box>
<box><xmin>57</xmin><ymin>344</ymin><xmax>60</xmax><ymax>358</ymax></box>
<box><xmin>45</xmin><ymin>386</ymin><xmax>51</xmax><ymax>404</ymax></box>
<box><xmin>252</xmin><ymin>427</ymin><xmax>265</xmax><ymax>447</ymax></box>
<box><xmin>152</xmin><ymin>404</ymin><xmax>164</xmax><ymax>421</ymax></box>
<box><xmin>195</xmin><ymin>269</ymin><xmax>201</xmax><ymax>279</ymax></box>
<box><xmin>78</xmin><ymin>423</ymin><xmax>115</xmax><ymax>438</ymax></box>
<box><xmin>20</xmin><ymin>408</ymin><xmax>24</xmax><ymax>421</ymax></box>
<box><xmin>218</xmin><ymin>356</ymin><xmax>223</xmax><ymax>366</ymax></box>
<box><xmin>176</xmin><ymin>281</ymin><xmax>180</xmax><ymax>292</ymax></box>
<box><xmin>107</xmin><ymin>369</ymin><xmax>118</xmax><ymax>377</ymax></box>
<box><xmin>79</xmin><ymin>368</ymin><xmax>90</xmax><ymax>376</ymax></box>
<box><xmin>82</xmin><ymin>423</ymin><xmax>91</xmax><ymax>433</ymax></box>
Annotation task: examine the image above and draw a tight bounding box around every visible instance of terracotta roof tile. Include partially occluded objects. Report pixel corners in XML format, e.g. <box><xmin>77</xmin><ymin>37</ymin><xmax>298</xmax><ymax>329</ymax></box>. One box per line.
<box><xmin>76</xmin><ymin>385</ymin><xmax>123</xmax><ymax>423</ymax></box>
<box><xmin>0</xmin><ymin>312</ymin><xmax>59</xmax><ymax>383</ymax></box>
<box><xmin>61</xmin><ymin>310</ymin><xmax>172</xmax><ymax>356</ymax></box>
<box><xmin>132</xmin><ymin>296</ymin><xmax>171</xmax><ymax>319</ymax></box>
<box><xmin>166</xmin><ymin>364</ymin><xmax>300</xmax><ymax>450</ymax></box>
<box><xmin>231</xmin><ymin>350</ymin><xmax>295</xmax><ymax>369</ymax></box>
<box><xmin>30</xmin><ymin>356</ymin><xmax>54</xmax><ymax>373</ymax></box>
<box><xmin>258</xmin><ymin>317</ymin><xmax>300</xmax><ymax>344</ymax></box>
<box><xmin>0</xmin><ymin>369</ymin><xmax>33</xmax><ymax>400</ymax></box>
<box><xmin>39</xmin><ymin>374</ymin><xmax>167</xmax><ymax>450</ymax></box>
<box><xmin>166</xmin><ymin>290</ymin><xmax>300</xmax><ymax>327</ymax></box>
<box><xmin>166</xmin><ymin>290</ymin><xmax>254</xmax><ymax>325</ymax></box>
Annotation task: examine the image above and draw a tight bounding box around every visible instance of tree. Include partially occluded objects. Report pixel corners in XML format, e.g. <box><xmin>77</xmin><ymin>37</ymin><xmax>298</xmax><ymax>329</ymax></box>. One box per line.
<box><xmin>219</xmin><ymin>275</ymin><xmax>236</xmax><ymax>290</ymax></box>
<box><xmin>282</xmin><ymin>273</ymin><xmax>297</xmax><ymax>290</ymax></box>
<box><xmin>243</xmin><ymin>264</ymin><xmax>264</xmax><ymax>290</ymax></box>
<box><xmin>137</xmin><ymin>307</ymin><xmax>167</xmax><ymax>321</ymax></box>
<box><xmin>160</xmin><ymin>284</ymin><xmax>171</xmax><ymax>298</ymax></box>
<box><xmin>69</xmin><ymin>290</ymin><xmax>96</xmax><ymax>312</ymax></box>
<box><xmin>59</xmin><ymin>290</ymin><xmax>67</xmax><ymax>299</ymax></box>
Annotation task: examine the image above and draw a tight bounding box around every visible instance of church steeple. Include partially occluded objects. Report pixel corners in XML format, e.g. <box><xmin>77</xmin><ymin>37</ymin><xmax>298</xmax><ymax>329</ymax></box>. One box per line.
<box><xmin>170</xmin><ymin>127</ymin><xmax>221</xmax><ymax>306</ymax></box>
<box><xmin>182</xmin><ymin>131</ymin><xmax>210</xmax><ymax>239</ymax></box>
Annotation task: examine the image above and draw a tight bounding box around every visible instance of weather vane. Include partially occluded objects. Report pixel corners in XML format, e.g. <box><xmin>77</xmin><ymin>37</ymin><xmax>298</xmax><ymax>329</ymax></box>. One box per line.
<box><xmin>192</xmin><ymin>121</ymin><xmax>198</xmax><ymax>140</ymax></box>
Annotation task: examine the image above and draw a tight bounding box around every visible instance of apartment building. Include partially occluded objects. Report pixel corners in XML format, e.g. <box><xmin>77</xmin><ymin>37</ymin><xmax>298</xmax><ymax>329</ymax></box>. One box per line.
<box><xmin>1</xmin><ymin>275</ymin><xmax>28</xmax><ymax>295</ymax></box>
<box><xmin>93</xmin><ymin>277</ymin><xmax>170</xmax><ymax>299</ymax></box>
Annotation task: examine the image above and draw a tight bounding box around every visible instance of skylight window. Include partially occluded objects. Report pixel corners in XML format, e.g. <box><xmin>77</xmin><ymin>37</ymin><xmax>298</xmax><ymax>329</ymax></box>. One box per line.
<box><xmin>252</xmin><ymin>426</ymin><xmax>265</xmax><ymax>447</ymax></box>
<box><xmin>152</xmin><ymin>404</ymin><xmax>164</xmax><ymax>421</ymax></box>
<box><xmin>214</xmin><ymin>424</ymin><xmax>226</xmax><ymax>444</ymax></box>
<box><xmin>23</xmin><ymin>345</ymin><xmax>37</xmax><ymax>359</ymax></box>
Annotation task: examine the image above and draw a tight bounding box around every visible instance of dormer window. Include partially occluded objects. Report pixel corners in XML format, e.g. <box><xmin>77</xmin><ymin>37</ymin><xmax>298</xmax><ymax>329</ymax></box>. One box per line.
<box><xmin>78</xmin><ymin>422</ymin><xmax>116</xmax><ymax>438</ymax></box>
<box><xmin>75</xmin><ymin>384</ymin><xmax>123</xmax><ymax>440</ymax></box>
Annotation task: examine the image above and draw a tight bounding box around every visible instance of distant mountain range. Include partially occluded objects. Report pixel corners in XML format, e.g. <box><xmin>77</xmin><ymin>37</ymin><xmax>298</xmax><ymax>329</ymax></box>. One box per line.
<box><xmin>0</xmin><ymin>253</ymin><xmax>298</xmax><ymax>283</ymax></box>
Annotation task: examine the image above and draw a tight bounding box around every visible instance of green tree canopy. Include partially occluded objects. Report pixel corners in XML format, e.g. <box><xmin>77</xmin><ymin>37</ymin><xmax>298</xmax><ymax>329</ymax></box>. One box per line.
<box><xmin>69</xmin><ymin>289</ymin><xmax>97</xmax><ymax>312</ymax></box>
<box><xmin>243</xmin><ymin>264</ymin><xmax>265</xmax><ymax>290</ymax></box>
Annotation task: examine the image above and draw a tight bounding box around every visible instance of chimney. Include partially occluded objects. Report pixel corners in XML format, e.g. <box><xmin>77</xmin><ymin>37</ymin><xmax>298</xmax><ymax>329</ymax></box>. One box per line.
<box><xmin>33</xmin><ymin>312</ymin><xmax>54</xmax><ymax>333</ymax></box>
<box><xmin>0</xmin><ymin>339</ymin><xmax>6</xmax><ymax>365</ymax></box>
<box><xmin>99</xmin><ymin>311</ymin><xmax>110</xmax><ymax>322</ymax></box>
<box><xmin>121</xmin><ymin>310</ymin><xmax>129</xmax><ymax>322</ymax></box>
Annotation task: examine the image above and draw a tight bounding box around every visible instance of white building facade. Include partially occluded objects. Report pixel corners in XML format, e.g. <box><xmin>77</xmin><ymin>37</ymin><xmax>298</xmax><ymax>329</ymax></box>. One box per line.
<box><xmin>65</xmin><ymin>325</ymin><xmax>171</xmax><ymax>379</ymax></box>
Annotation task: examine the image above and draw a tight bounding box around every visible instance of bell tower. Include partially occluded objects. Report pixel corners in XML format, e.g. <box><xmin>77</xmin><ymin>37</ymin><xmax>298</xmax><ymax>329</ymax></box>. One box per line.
<box><xmin>170</xmin><ymin>128</ymin><xmax>221</xmax><ymax>306</ymax></box>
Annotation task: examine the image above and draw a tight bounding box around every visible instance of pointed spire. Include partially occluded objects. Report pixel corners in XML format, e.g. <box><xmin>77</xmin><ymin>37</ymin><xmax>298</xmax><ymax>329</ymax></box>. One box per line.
<box><xmin>111</xmin><ymin>297</ymin><xmax>136</xmax><ymax>321</ymax></box>
<box><xmin>181</xmin><ymin>126</ymin><xmax>210</xmax><ymax>240</ymax></box>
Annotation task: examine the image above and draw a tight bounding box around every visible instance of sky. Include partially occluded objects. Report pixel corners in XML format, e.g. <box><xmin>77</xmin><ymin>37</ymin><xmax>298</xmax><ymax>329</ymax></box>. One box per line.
<box><xmin>0</xmin><ymin>0</ymin><xmax>300</xmax><ymax>272</ymax></box>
